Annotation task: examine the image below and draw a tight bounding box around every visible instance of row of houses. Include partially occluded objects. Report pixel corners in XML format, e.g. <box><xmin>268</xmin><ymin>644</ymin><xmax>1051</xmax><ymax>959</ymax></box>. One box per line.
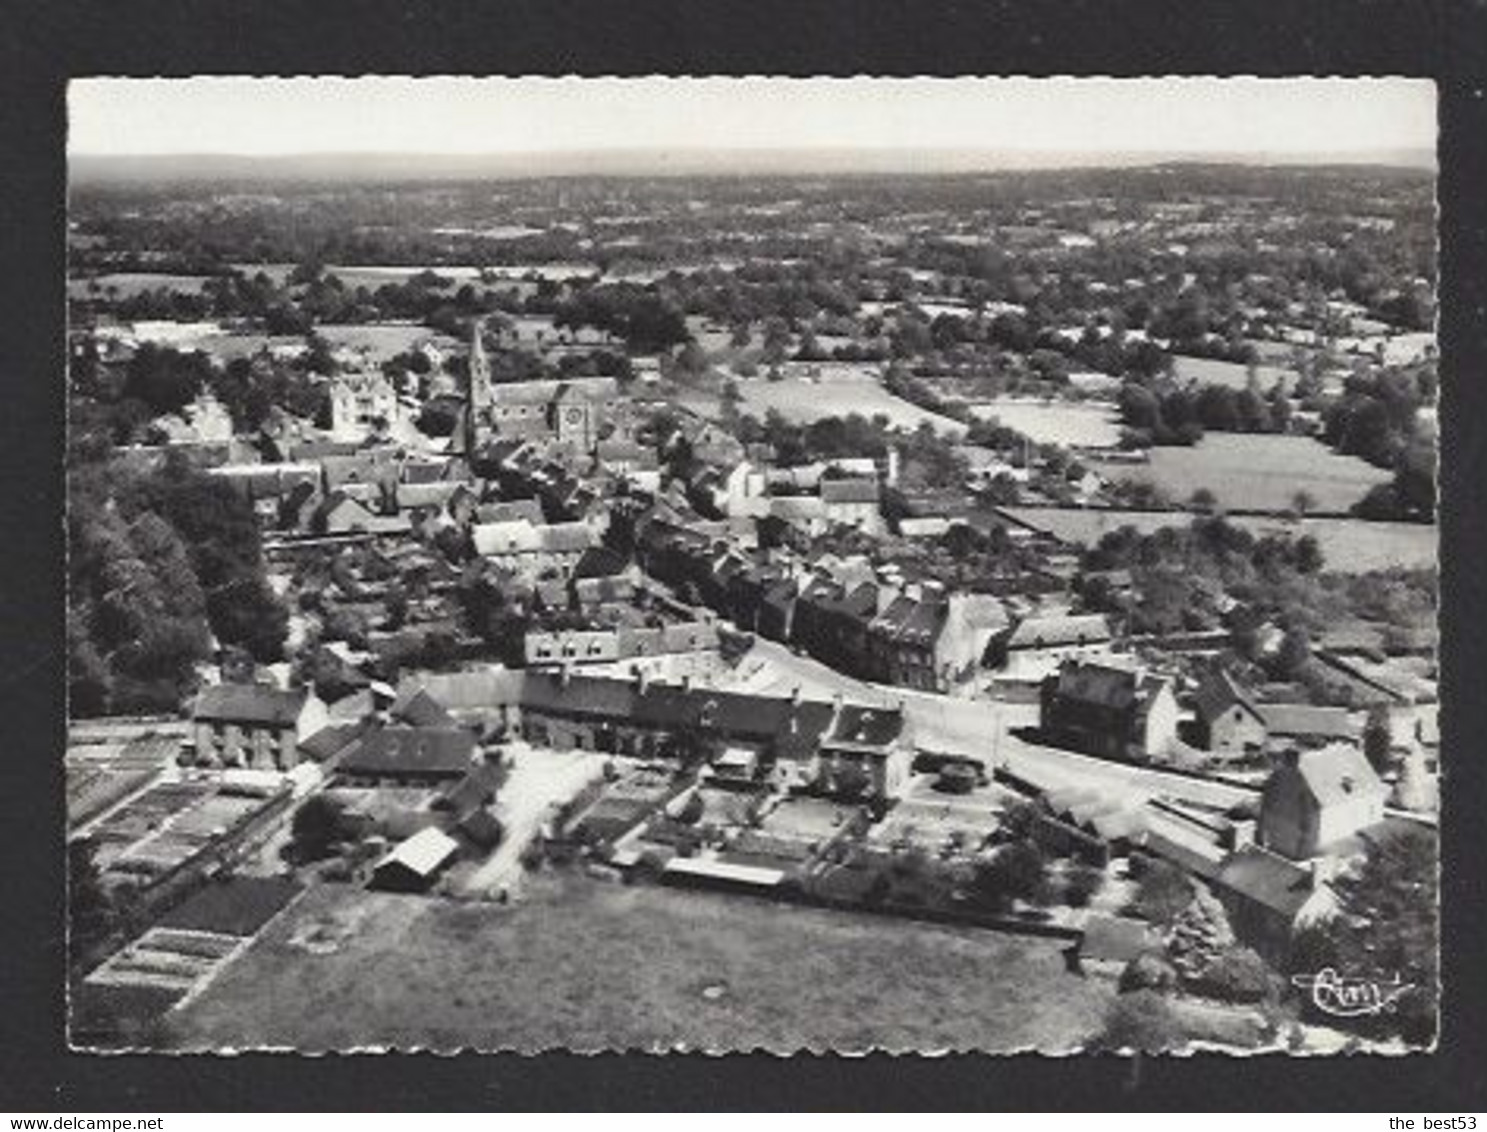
<box><xmin>408</xmin><ymin>668</ymin><xmax>914</xmax><ymax>800</ymax></box>
<box><xmin>639</xmin><ymin>516</ymin><xmax>1016</xmax><ymax>693</ymax></box>
<box><xmin>522</xmin><ymin>619</ymin><xmax>721</xmax><ymax>667</ymax></box>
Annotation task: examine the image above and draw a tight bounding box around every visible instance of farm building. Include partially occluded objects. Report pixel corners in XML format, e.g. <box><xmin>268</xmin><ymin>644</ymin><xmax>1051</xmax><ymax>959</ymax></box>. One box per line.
<box><xmin>1211</xmin><ymin>846</ymin><xmax>1339</xmax><ymax>965</ymax></box>
<box><xmin>1258</xmin><ymin>745</ymin><xmax>1389</xmax><ymax>861</ymax></box>
<box><xmin>1254</xmin><ymin>704</ymin><xmax>1361</xmax><ymax>749</ymax></box>
<box><xmin>337</xmin><ymin>726</ymin><xmax>478</xmax><ymax>786</ymax></box>
<box><xmin>371</xmin><ymin>827</ymin><xmax>462</xmax><ymax>892</ymax></box>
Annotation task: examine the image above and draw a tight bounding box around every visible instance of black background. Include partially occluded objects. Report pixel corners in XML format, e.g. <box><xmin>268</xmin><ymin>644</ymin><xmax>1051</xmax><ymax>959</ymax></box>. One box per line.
<box><xmin>2</xmin><ymin>0</ymin><xmax>1484</xmax><ymax>1111</ymax></box>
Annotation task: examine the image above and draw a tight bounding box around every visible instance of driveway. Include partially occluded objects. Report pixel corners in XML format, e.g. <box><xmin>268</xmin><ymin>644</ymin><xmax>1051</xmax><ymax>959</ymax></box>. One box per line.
<box><xmin>453</xmin><ymin>743</ymin><xmax>606</xmax><ymax>898</ymax></box>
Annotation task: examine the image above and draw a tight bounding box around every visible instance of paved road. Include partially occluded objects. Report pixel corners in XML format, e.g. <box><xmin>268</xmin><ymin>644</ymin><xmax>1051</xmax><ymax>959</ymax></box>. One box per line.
<box><xmin>736</xmin><ymin>638</ymin><xmax>1257</xmax><ymax>811</ymax></box>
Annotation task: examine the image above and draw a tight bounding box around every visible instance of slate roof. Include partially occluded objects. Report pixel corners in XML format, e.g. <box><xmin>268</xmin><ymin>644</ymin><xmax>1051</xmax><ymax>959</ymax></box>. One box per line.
<box><xmin>1214</xmin><ymin>846</ymin><xmax>1318</xmax><ymax>920</ymax></box>
<box><xmin>1255</xmin><ymin>704</ymin><xmax>1360</xmax><ymax>740</ymax></box>
<box><xmin>825</xmin><ymin>705</ymin><xmax>906</xmax><ymax>750</ymax></box>
<box><xmin>434</xmin><ymin>762</ymin><xmax>504</xmax><ymax>815</ymax></box>
<box><xmin>572</xmin><ymin>546</ymin><xmax>630</xmax><ymax>580</ymax></box>
<box><xmin>297</xmin><ymin>720</ymin><xmax>372</xmax><ymax>762</ymax></box>
<box><xmin>322</xmin><ymin>452</ymin><xmax>395</xmax><ymax>489</ymax></box>
<box><xmin>1193</xmin><ymin>667</ymin><xmax>1263</xmax><ymax>724</ymax></box>
<box><xmin>389</xmin><ymin>687</ymin><xmax>457</xmax><ymax>729</ymax></box>
<box><xmin>472</xmin><ymin>520</ymin><xmax>540</xmax><ymax>555</ymax></box>
<box><xmin>475</xmin><ymin>498</ymin><xmax>545</xmax><ymax>525</ymax></box>
<box><xmin>1051</xmin><ymin>661</ymin><xmax>1140</xmax><ymax>709</ymax></box>
<box><xmin>407</xmin><ymin>670</ymin><xmax>529</xmax><ymax>711</ymax></box>
<box><xmin>195</xmin><ymin>684</ymin><xmax>310</xmax><ymax>727</ymax></box>
<box><xmin>395</xmin><ymin>481</ymin><xmax>465</xmax><ymax>512</ymax></box>
<box><xmin>1008</xmin><ymin>613</ymin><xmax>1112</xmax><ymax>649</ymax></box>
<box><xmin>820</xmin><ymin>478</ymin><xmax>881</xmax><ymax>506</ymax></box>
<box><xmin>489</xmin><ymin>376</ymin><xmax>618</xmax><ymax>406</ymax></box>
<box><xmin>1293</xmin><ymin>743</ymin><xmax>1388</xmax><ymax>807</ymax></box>
<box><xmin>339</xmin><ymin>726</ymin><xmax>476</xmax><ymax>779</ymax></box>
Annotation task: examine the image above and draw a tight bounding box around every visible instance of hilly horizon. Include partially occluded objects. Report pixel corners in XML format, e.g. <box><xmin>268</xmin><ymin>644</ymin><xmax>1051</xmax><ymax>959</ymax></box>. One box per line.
<box><xmin>69</xmin><ymin>145</ymin><xmax>1436</xmax><ymax>184</ymax></box>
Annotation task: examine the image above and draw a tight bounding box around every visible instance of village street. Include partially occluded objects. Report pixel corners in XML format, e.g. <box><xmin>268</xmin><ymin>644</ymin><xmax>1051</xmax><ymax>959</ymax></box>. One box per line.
<box><xmin>733</xmin><ymin>637</ymin><xmax>1257</xmax><ymax>811</ymax></box>
<box><xmin>450</xmin><ymin>743</ymin><xmax>607</xmax><ymax>898</ymax></box>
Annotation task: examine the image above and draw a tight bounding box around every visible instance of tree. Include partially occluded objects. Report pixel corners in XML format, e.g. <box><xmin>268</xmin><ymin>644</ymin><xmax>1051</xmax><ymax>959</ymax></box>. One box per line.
<box><xmin>120</xmin><ymin>343</ymin><xmax>210</xmax><ymax>416</ymax></box>
<box><xmin>291</xmin><ymin>794</ymin><xmax>346</xmax><ymax>861</ymax></box>
<box><xmin>1192</xmin><ymin>945</ymin><xmax>1274</xmax><ymax>1004</ymax></box>
<box><xmin>1119</xmin><ymin>951</ymin><xmax>1178</xmax><ymax>994</ymax></box>
<box><xmin>1291</xmin><ymin>489</ymin><xmax>1317</xmax><ymax>519</ymax></box>
<box><xmin>1294</xmin><ymin>535</ymin><xmax>1325</xmax><ymax>575</ymax></box>
<box><xmin>1302</xmin><ymin>827</ymin><xmax>1438</xmax><ymax>1045</ymax></box>
<box><xmin>1118</xmin><ymin>383</ymin><xmax>1163</xmax><ymax>433</ymax></box>
<box><xmin>972</xmin><ymin>839</ymin><xmax>1048</xmax><ymax>912</ymax></box>
<box><xmin>1362</xmin><ymin>707</ymin><xmax>1394</xmax><ymax>776</ymax></box>
<box><xmin>1131</xmin><ymin>858</ymin><xmax>1194</xmax><ymax>927</ymax></box>
<box><xmin>1065</xmin><ymin>862</ymin><xmax>1106</xmax><ymax>908</ymax></box>
<box><xmin>1189</xmin><ymin>487</ymin><xmax>1219</xmax><ymax>514</ymax></box>
<box><xmin>1093</xmin><ymin>990</ymin><xmax>1184</xmax><ymax>1054</ymax></box>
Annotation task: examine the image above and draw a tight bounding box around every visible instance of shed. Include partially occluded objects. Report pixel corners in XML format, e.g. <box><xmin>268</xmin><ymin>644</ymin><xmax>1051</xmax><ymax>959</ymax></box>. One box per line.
<box><xmin>371</xmin><ymin>827</ymin><xmax>461</xmax><ymax>892</ymax></box>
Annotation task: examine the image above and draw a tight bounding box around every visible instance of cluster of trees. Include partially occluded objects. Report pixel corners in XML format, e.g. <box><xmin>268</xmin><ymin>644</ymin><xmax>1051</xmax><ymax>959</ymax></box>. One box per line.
<box><xmin>1082</xmin><ymin>516</ymin><xmax>1326</xmax><ymax>637</ymax></box>
<box><xmin>68</xmin><ymin>453</ymin><xmax>288</xmax><ymax>716</ymax></box>
<box><xmin>1118</xmin><ymin>378</ymin><xmax>1295</xmax><ymax>448</ymax></box>
<box><xmin>1323</xmin><ymin>367</ymin><xmax>1437</xmax><ymax>521</ymax></box>
<box><xmin>70</xmin><ymin>339</ymin><xmax>340</xmax><ymax>448</ymax></box>
<box><xmin>732</xmin><ymin>408</ymin><xmax>890</xmax><ymax>467</ymax></box>
<box><xmin>1291</xmin><ymin>826</ymin><xmax>1438</xmax><ymax>1046</ymax></box>
<box><xmin>552</xmin><ymin>283</ymin><xmax>691</xmax><ymax>353</ymax></box>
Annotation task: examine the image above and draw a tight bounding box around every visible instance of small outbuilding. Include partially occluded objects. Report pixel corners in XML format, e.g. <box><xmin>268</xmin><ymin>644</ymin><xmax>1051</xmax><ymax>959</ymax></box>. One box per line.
<box><xmin>371</xmin><ymin>827</ymin><xmax>461</xmax><ymax>892</ymax></box>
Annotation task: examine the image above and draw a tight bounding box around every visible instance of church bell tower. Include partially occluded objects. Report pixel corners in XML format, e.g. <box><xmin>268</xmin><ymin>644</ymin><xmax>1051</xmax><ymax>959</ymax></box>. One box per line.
<box><xmin>463</xmin><ymin>317</ymin><xmax>492</xmax><ymax>454</ymax></box>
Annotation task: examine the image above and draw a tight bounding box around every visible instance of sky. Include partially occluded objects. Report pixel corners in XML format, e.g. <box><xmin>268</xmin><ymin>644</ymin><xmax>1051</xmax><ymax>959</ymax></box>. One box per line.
<box><xmin>68</xmin><ymin>77</ymin><xmax>1436</xmax><ymax>160</ymax></box>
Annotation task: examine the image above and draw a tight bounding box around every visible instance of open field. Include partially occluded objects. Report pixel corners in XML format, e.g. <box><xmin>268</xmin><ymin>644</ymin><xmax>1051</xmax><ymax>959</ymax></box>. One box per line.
<box><xmin>1088</xmin><ymin>433</ymin><xmax>1393</xmax><ymax>512</ymax></box>
<box><xmin>968</xmin><ymin>398</ymin><xmax>1122</xmax><ymax>448</ymax></box>
<box><xmin>164</xmin><ymin>871</ymin><xmax>1111</xmax><ymax>1052</ymax></box>
<box><xmin>316</xmin><ymin>322</ymin><xmax>456</xmax><ymax>363</ymax></box>
<box><xmin>234</xmin><ymin>263</ymin><xmax>601</xmax><ymax>288</ymax></box>
<box><xmin>68</xmin><ymin>273</ymin><xmax>218</xmax><ymax>298</ymax></box>
<box><xmin>1170</xmin><ymin>354</ymin><xmax>1294</xmax><ymax>393</ymax></box>
<box><xmin>731</xmin><ymin>374</ymin><xmax>968</xmax><ymax>436</ymax></box>
<box><xmin>1000</xmin><ymin>506</ymin><xmax>1436</xmax><ymax>573</ymax></box>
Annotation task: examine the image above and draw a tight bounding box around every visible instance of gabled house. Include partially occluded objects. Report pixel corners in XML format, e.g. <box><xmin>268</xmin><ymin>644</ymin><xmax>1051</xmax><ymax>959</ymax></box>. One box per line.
<box><xmin>815</xmin><ymin>702</ymin><xmax>912</xmax><ymax>800</ymax></box>
<box><xmin>1192</xmin><ymin>667</ymin><xmax>1268</xmax><ymax>757</ymax></box>
<box><xmin>1039</xmin><ymin>660</ymin><xmax>1179</xmax><ymax>762</ymax></box>
<box><xmin>818</xmin><ymin>477</ymin><xmax>883</xmax><ymax>535</ymax></box>
<box><xmin>471</xmin><ymin>518</ymin><xmax>598</xmax><ymax>579</ymax></box>
<box><xmin>1212</xmin><ymin>845</ymin><xmax>1339</xmax><ymax>965</ymax></box>
<box><xmin>989</xmin><ymin>612</ymin><xmax>1113</xmax><ymax>675</ymax></box>
<box><xmin>1258</xmin><ymin>744</ymin><xmax>1388</xmax><ymax>860</ymax></box>
<box><xmin>192</xmin><ymin>684</ymin><xmax>328</xmax><ymax>771</ymax></box>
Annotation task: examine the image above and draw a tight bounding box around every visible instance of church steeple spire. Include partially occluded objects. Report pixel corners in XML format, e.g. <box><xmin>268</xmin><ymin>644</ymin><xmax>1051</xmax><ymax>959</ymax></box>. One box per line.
<box><xmin>464</xmin><ymin>317</ymin><xmax>491</xmax><ymax>455</ymax></box>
